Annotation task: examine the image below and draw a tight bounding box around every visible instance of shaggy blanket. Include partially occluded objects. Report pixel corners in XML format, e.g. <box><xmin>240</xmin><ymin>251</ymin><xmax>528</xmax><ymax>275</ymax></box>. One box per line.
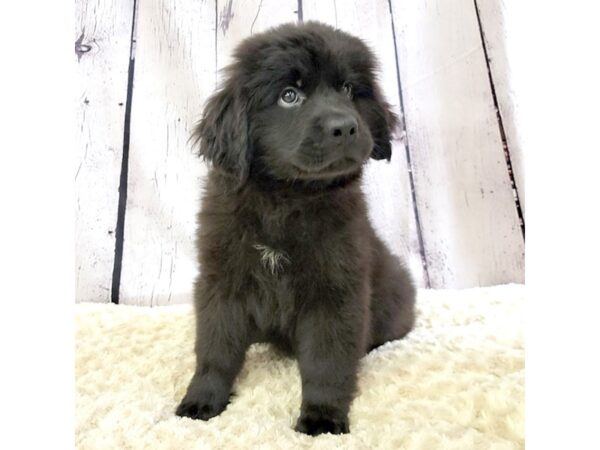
<box><xmin>75</xmin><ymin>285</ymin><xmax>524</xmax><ymax>449</ymax></box>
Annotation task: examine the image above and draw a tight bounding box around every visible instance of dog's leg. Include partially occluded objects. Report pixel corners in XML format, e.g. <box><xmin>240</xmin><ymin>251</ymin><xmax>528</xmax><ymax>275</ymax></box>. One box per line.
<box><xmin>294</xmin><ymin>297</ymin><xmax>367</xmax><ymax>436</ymax></box>
<box><xmin>176</xmin><ymin>292</ymin><xmax>250</xmax><ymax>421</ymax></box>
<box><xmin>368</xmin><ymin>237</ymin><xmax>416</xmax><ymax>352</ymax></box>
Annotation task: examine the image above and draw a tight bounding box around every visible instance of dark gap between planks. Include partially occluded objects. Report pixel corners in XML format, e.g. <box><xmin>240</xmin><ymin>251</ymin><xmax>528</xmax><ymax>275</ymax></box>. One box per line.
<box><xmin>387</xmin><ymin>0</ymin><xmax>432</xmax><ymax>288</ymax></box>
<box><xmin>111</xmin><ymin>0</ymin><xmax>139</xmax><ymax>304</ymax></box>
<box><xmin>473</xmin><ymin>0</ymin><xmax>525</xmax><ymax>239</ymax></box>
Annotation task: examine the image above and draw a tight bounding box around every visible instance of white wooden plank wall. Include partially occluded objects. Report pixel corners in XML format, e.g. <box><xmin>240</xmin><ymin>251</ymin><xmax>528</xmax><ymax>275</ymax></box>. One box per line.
<box><xmin>119</xmin><ymin>0</ymin><xmax>216</xmax><ymax>306</ymax></box>
<box><xmin>75</xmin><ymin>0</ymin><xmax>525</xmax><ymax>304</ymax></box>
<box><xmin>75</xmin><ymin>0</ymin><xmax>134</xmax><ymax>302</ymax></box>
<box><xmin>475</xmin><ymin>0</ymin><xmax>526</xmax><ymax>214</ymax></box>
<box><xmin>391</xmin><ymin>0</ymin><xmax>524</xmax><ymax>288</ymax></box>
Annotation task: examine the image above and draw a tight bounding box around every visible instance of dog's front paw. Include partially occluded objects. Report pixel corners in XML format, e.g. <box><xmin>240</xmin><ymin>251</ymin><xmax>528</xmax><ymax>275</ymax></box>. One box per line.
<box><xmin>175</xmin><ymin>391</ymin><xmax>229</xmax><ymax>421</ymax></box>
<box><xmin>295</xmin><ymin>404</ymin><xmax>349</xmax><ymax>436</ymax></box>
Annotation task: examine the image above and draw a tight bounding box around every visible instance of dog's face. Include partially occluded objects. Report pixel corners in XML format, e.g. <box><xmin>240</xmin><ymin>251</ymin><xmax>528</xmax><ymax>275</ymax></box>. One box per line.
<box><xmin>194</xmin><ymin>22</ymin><xmax>398</xmax><ymax>184</ymax></box>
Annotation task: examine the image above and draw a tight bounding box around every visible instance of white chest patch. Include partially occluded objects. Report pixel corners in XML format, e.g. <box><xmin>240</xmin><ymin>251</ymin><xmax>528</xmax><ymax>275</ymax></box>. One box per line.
<box><xmin>253</xmin><ymin>243</ymin><xmax>290</xmax><ymax>275</ymax></box>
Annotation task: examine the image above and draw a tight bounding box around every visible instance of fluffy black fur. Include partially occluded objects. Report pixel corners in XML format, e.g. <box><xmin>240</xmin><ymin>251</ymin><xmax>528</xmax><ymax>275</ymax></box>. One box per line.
<box><xmin>176</xmin><ymin>21</ymin><xmax>416</xmax><ymax>436</ymax></box>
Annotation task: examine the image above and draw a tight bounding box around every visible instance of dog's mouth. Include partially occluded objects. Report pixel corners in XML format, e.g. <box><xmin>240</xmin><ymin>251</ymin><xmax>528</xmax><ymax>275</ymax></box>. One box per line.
<box><xmin>292</xmin><ymin>157</ymin><xmax>360</xmax><ymax>179</ymax></box>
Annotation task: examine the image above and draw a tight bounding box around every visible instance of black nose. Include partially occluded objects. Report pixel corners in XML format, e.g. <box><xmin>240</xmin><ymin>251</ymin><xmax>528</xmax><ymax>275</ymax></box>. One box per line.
<box><xmin>324</xmin><ymin>114</ymin><xmax>358</xmax><ymax>143</ymax></box>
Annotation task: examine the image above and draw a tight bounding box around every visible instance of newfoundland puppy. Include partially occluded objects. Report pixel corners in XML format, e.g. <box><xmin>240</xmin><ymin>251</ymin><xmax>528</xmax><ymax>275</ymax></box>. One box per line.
<box><xmin>176</xmin><ymin>21</ymin><xmax>416</xmax><ymax>436</ymax></box>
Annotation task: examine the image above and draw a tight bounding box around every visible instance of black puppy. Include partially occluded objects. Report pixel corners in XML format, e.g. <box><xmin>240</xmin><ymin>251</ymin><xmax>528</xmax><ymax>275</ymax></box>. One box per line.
<box><xmin>176</xmin><ymin>21</ymin><xmax>416</xmax><ymax>436</ymax></box>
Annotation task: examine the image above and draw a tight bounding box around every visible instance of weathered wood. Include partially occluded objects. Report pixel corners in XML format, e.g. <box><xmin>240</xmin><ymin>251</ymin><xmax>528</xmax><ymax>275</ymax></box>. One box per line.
<box><xmin>475</xmin><ymin>0</ymin><xmax>525</xmax><ymax>214</ymax></box>
<box><xmin>75</xmin><ymin>0</ymin><xmax>134</xmax><ymax>302</ymax></box>
<box><xmin>87</xmin><ymin>0</ymin><xmax>527</xmax><ymax>304</ymax></box>
<box><xmin>302</xmin><ymin>0</ymin><xmax>426</xmax><ymax>286</ymax></box>
<box><xmin>119</xmin><ymin>0</ymin><xmax>217</xmax><ymax>305</ymax></box>
<box><xmin>216</xmin><ymin>0</ymin><xmax>300</xmax><ymax>75</ymax></box>
<box><xmin>390</xmin><ymin>0</ymin><xmax>524</xmax><ymax>287</ymax></box>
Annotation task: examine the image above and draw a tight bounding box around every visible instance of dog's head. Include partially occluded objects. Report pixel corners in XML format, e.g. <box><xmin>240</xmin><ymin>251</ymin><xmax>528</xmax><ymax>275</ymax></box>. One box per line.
<box><xmin>194</xmin><ymin>21</ymin><xmax>398</xmax><ymax>185</ymax></box>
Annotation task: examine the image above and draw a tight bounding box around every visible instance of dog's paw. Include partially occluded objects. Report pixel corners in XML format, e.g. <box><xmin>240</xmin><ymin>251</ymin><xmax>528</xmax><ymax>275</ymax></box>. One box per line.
<box><xmin>295</xmin><ymin>405</ymin><xmax>349</xmax><ymax>436</ymax></box>
<box><xmin>175</xmin><ymin>393</ymin><xmax>228</xmax><ymax>421</ymax></box>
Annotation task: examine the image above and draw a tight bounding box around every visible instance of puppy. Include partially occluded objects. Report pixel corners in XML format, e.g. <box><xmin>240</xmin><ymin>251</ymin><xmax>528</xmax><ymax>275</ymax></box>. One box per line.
<box><xmin>176</xmin><ymin>21</ymin><xmax>416</xmax><ymax>436</ymax></box>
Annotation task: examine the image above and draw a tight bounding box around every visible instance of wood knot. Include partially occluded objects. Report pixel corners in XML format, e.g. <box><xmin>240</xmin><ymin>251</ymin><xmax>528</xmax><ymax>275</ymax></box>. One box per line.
<box><xmin>75</xmin><ymin>32</ymin><xmax>92</xmax><ymax>61</ymax></box>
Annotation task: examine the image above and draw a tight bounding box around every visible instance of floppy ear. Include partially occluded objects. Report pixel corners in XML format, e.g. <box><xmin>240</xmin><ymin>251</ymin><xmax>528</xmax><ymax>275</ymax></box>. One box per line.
<box><xmin>370</xmin><ymin>101</ymin><xmax>398</xmax><ymax>161</ymax></box>
<box><xmin>358</xmin><ymin>86</ymin><xmax>400</xmax><ymax>161</ymax></box>
<box><xmin>192</xmin><ymin>84</ymin><xmax>251</xmax><ymax>181</ymax></box>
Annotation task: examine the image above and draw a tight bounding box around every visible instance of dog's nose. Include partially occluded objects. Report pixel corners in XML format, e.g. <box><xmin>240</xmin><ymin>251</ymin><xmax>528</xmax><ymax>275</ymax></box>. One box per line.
<box><xmin>324</xmin><ymin>114</ymin><xmax>358</xmax><ymax>144</ymax></box>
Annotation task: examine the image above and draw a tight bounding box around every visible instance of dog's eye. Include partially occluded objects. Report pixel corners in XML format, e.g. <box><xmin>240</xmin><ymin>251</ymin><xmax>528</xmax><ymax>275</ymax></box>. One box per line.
<box><xmin>342</xmin><ymin>82</ymin><xmax>353</xmax><ymax>99</ymax></box>
<box><xmin>281</xmin><ymin>88</ymin><xmax>297</xmax><ymax>103</ymax></box>
<box><xmin>278</xmin><ymin>87</ymin><xmax>303</xmax><ymax>107</ymax></box>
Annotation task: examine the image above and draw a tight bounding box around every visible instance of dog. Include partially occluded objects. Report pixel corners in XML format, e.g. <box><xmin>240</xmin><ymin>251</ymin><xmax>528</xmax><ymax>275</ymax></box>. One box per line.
<box><xmin>176</xmin><ymin>21</ymin><xmax>416</xmax><ymax>436</ymax></box>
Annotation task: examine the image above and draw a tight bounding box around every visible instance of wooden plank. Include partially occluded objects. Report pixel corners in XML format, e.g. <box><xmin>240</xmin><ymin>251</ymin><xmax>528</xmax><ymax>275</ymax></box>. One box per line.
<box><xmin>75</xmin><ymin>0</ymin><xmax>134</xmax><ymax>302</ymax></box>
<box><xmin>302</xmin><ymin>0</ymin><xmax>426</xmax><ymax>286</ymax></box>
<box><xmin>475</xmin><ymin>0</ymin><xmax>526</xmax><ymax>214</ymax></box>
<box><xmin>119</xmin><ymin>0</ymin><xmax>217</xmax><ymax>305</ymax></box>
<box><xmin>216</xmin><ymin>0</ymin><xmax>300</xmax><ymax>74</ymax></box>
<box><xmin>390</xmin><ymin>0</ymin><xmax>524</xmax><ymax>287</ymax></box>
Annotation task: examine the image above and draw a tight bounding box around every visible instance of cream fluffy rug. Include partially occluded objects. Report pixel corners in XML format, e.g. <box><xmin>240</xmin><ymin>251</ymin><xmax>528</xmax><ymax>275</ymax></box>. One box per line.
<box><xmin>75</xmin><ymin>285</ymin><xmax>524</xmax><ymax>449</ymax></box>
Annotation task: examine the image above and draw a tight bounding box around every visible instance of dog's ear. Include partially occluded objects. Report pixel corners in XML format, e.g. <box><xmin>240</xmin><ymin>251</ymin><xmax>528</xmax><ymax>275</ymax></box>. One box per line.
<box><xmin>358</xmin><ymin>86</ymin><xmax>400</xmax><ymax>161</ymax></box>
<box><xmin>370</xmin><ymin>101</ymin><xmax>398</xmax><ymax>161</ymax></box>
<box><xmin>192</xmin><ymin>83</ymin><xmax>251</xmax><ymax>181</ymax></box>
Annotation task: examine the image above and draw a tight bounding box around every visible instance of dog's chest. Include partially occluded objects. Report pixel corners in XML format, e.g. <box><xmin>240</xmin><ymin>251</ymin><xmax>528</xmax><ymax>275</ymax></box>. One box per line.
<box><xmin>248</xmin><ymin>273</ymin><xmax>296</xmax><ymax>335</ymax></box>
<box><xmin>248</xmin><ymin>209</ymin><xmax>310</xmax><ymax>270</ymax></box>
<box><xmin>242</xmin><ymin>209</ymin><xmax>317</xmax><ymax>332</ymax></box>
<box><xmin>252</xmin><ymin>243</ymin><xmax>290</xmax><ymax>275</ymax></box>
